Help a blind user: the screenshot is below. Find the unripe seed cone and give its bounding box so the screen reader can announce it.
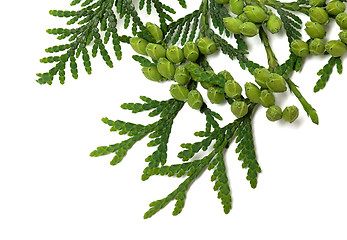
[266,105,282,121]
[339,30,347,44]
[309,0,326,7]
[174,66,191,85]
[166,46,184,64]
[170,84,189,101]
[309,38,325,55]
[243,5,269,23]
[326,0,346,15]
[265,14,283,34]
[253,68,270,88]
[229,0,244,15]
[218,70,234,81]
[157,58,176,79]
[146,22,163,43]
[183,42,199,62]
[187,90,203,110]
[240,22,259,37]
[215,0,229,4]
[207,87,225,104]
[223,17,243,34]
[245,82,261,103]
[266,73,287,92]
[225,80,242,99]
[238,13,250,22]
[336,13,347,29]
[130,37,148,55]
[259,89,275,108]
[146,43,166,60]
[231,101,249,118]
[196,37,218,55]
[309,7,329,24]
[201,82,214,89]
[282,106,299,123]
[291,39,309,57]
[305,21,326,39]
[325,40,347,57]
[142,66,163,82]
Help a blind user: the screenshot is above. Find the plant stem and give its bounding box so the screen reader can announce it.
[199,0,209,37]
[246,0,310,15]
[259,28,319,125]
[259,27,279,73]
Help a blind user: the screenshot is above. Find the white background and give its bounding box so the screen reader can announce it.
[1,0,347,239]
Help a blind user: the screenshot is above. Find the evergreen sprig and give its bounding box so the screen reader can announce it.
[314,57,344,92]
[142,106,258,218]
[90,96,184,167]
[37,0,183,85]
[210,0,232,37]
[164,8,203,45]
[275,7,303,44]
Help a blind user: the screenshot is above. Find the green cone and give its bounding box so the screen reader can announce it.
[253,68,270,88]
[229,0,244,15]
[245,82,261,103]
[305,21,326,39]
[339,30,347,44]
[309,38,325,55]
[325,40,347,57]
[240,22,259,37]
[282,106,299,123]
[146,43,166,60]
[183,42,200,62]
[266,105,283,121]
[166,46,184,64]
[130,37,148,55]
[231,101,249,118]
[223,17,243,34]
[187,90,204,110]
[309,0,326,7]
[196,37,218,55]
[326,1,346,15]
[309,7,329,24]
[265,14,283,34]
[259,90,275,108]
[225,80,242,99]
[266,73,287,92]
[157,58,176,79]
[170,84,189,101]
[243,5,269,23]
[142,66,163,82]
[336,12,347,29]
[207,87,225,104]
[218,70,234,81]
[146,22,163,43]
[291,39,310,57]
[174,66,191,85]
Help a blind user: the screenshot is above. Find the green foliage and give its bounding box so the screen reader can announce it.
[235,114,261,188]
[275,7,303,44]
[132,55,156,67]
[185,62,226,90]
[164,8,202,45]
[39,0,332,219]
[314,57,343,92]
[276,53,302,75]
[142,106,258,218]
[210,0,231,37]
[90,96,184,167]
